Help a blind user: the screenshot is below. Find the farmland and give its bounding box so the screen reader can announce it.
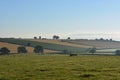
[0,38,87,53]
[0,54,120,80]
[0,42,33,53]
[28,39,92,48]
[0,42,59,53]
[1,38,120,54]
[64,40,120,49]
[1,0,120,80]
[1,38,120,80]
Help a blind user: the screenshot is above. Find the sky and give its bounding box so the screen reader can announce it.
[1,0,120,40]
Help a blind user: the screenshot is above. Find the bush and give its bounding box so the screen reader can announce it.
[26,43,31,46]
[34,46,43,53]
[89,48,96,54]
[0,47,10,55]
[69,54,77,56]
[17,46,27,53]
[115,50,120,55]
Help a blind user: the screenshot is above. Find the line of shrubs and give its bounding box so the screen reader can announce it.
[0,45,43,55]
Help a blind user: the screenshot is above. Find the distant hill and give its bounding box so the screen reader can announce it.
[1,38,120,54]
[0,38,86,53]
[63,39,120,49]
[27,39,92,48]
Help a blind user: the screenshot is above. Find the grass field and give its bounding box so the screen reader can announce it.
[96,49,117,54]
[0,54,120,80]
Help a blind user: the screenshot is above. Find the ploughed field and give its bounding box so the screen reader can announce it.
[0,54,120,80]
[0,42,58,53]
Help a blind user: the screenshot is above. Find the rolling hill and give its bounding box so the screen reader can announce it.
[63,39,120,49]
[1,38,120,54]
[0,42,59,53]
[0,38,87,53]
[27,39,92,48]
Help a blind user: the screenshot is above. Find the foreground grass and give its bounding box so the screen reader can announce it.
[0,54,120,80]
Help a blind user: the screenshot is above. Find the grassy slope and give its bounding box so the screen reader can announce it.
[0,42,58,53]
[0,54,120,80]
[0,38,86,53]
[28,39,92,48]
[64,40,120,49]
[1,38,120,54]
[0,42,33,53]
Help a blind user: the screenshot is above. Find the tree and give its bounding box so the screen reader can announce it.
[17,46,27,53]
[95,38,98,41]
[110,38,112,42]
[39,36,41,39]
[56,36,59,39]
[34,36,37,39]
[67,37,71,40]
[34,46,43,53]
[0,47,10,55]
[89,47,96,54]
[27,43,31,46]
[100,38,104,41]
[115,50,120,55]
[106,39,109,41]
[53,35,60,40]
[53,35,56,39]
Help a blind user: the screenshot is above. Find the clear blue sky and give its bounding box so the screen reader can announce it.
[1,0,120,40]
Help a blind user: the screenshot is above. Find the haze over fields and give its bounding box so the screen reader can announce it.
[1,0,120,40]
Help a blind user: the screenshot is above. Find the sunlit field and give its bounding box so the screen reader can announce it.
[0,54,120,80]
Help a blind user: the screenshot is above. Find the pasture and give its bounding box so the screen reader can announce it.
[96,49,118,55]
[0,54,120,80]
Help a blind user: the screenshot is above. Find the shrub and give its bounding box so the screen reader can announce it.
[89,47,96,54]
[69,53,77,56]
[0,47,10,55]
[26,43,31,46]
[34,46,43,53]
[17,46,27,53]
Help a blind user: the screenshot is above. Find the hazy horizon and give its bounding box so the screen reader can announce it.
[1,0,120,40]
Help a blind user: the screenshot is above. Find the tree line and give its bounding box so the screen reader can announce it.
[34,35,71,40]
[0,45,43,55]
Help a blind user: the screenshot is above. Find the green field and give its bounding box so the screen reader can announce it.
[0,54,120,80]
[96,49,117,54]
